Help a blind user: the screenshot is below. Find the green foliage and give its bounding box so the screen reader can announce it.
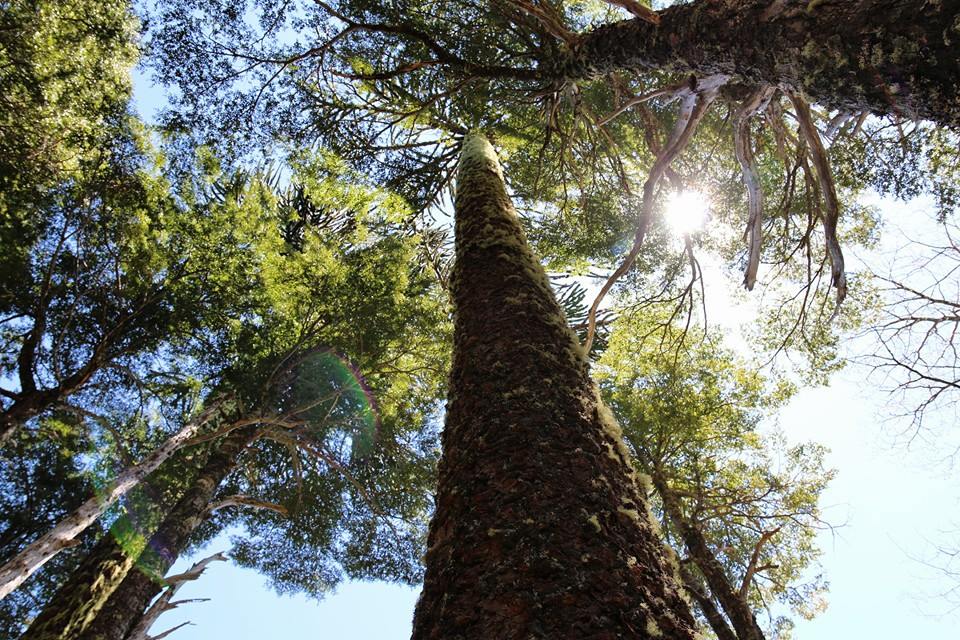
[129,150,453,602]
[9,0,960,632]
[597,313,833,637]
[0,6,451,623]
[0,0,139,305]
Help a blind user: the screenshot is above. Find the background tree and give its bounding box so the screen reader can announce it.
[597,313,833,639]
[10,141,449,637]
[863,218,960,435]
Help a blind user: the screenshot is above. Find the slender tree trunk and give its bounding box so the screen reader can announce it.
[678,564,738,640]
[562,0,960,127]
[78,427,256,640]
[651,471,765,640]
[20,535,136,640]
[0,416,215,600]
[410,133,696,639]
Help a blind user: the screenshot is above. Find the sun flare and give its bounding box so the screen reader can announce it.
[665,190,709,236]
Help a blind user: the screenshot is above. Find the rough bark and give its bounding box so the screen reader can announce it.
[561,0,960,127]
[652,472,765,640]
[21,535,137,640]
[78,427,256,640]
[410,133,697,639]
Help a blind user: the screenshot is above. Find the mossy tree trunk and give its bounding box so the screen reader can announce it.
[563,0,960,127]
[21,535,136,640]
[77,427,256,640]
[410,133,697,639]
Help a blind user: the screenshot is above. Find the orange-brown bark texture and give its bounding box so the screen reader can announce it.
[410,134,697,640]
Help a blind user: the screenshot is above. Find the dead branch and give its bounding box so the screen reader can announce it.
[739,526,783,598]
[583,83,722,352]
[127,552,227,640]
[788,91,847,311]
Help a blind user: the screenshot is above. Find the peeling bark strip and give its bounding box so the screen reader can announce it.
[561,0,960,127]
[78,427,256,640]
[411,133,696,639]
[734,87,774,291]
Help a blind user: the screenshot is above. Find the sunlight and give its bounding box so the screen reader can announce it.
[665,190,710,236]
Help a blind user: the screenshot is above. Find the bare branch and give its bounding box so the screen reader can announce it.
[204,495,289,518]
[583,82,723,352]
[788,91,847,311]
[127,552,227,640]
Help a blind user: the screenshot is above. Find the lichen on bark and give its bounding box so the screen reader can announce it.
[77,427,256,640]
[411,132,697,639]
[21,535,136,640]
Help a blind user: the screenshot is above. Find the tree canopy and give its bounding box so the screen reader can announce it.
[3,0,960,637]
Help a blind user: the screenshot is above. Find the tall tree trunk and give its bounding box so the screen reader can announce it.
[77,427,256,640]
[410,133,696,639]
[651,471,765,640]
[562,0,960,127]
[20,535,136,640]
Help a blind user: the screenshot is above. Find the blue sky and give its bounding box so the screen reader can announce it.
[129,63,960,640]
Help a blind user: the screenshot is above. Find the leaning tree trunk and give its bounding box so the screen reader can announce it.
[679,564,738,640]
[0,414,219,600]
[410,133,697,639]
[77,427,256,640]
[651,471,765,640]
[22,474,179,640]
[561,0,960,127]
[20,535,137,640]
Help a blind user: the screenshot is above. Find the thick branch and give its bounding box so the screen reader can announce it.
[562,0,960,127]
